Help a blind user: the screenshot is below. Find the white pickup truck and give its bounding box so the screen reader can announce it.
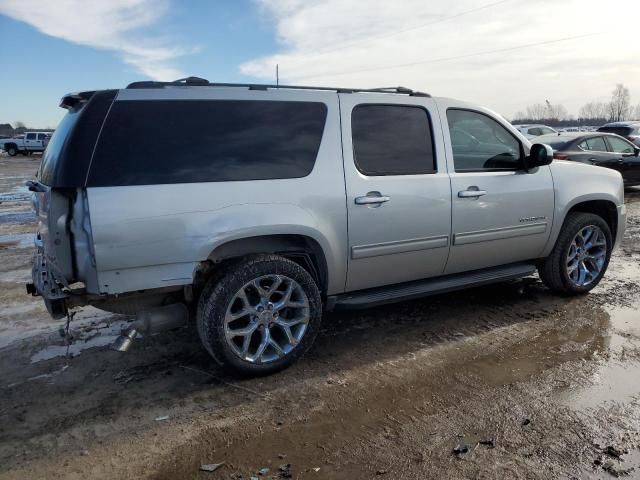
[0,132,51,156]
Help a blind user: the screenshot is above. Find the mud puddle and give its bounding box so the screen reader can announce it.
[0,191,31,203]
[29,316,132,363]
[0,212,35,224]
[556,303,640,411]
[0,233,33,249]
[151,297,640,480]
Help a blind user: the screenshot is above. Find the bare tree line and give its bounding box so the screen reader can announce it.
[513,83,640,126]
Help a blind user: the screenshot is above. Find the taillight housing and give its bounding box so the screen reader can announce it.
[553,153,568,160]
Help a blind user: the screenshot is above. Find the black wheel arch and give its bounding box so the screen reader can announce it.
[566,200,618,245]
[203,234,329,296]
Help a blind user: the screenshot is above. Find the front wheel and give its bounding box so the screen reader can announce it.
[197,254,322,376]
[6,146,17,156]
[538,212,612,295]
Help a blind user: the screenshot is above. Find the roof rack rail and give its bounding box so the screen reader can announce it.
[125,77,431,97]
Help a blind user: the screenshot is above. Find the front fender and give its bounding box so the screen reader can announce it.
[542,161,625,257]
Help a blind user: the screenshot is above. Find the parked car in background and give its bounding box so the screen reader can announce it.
[513,124,558,139]
[537,132,640,186]
[0,132,51,156]
[597,122,640,146]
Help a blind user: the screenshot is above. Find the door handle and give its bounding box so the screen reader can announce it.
[458,188,487,198]
[355,192,391,205]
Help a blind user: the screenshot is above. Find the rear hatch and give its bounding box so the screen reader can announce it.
[30,90,116,308]
[597,126,633,138]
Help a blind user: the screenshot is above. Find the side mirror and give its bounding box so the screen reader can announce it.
[525,143,553,171]
[634,147,640,157]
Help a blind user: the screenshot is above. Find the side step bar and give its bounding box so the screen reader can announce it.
[328,263,537,310]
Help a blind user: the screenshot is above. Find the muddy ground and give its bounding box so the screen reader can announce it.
[0,155,640,479]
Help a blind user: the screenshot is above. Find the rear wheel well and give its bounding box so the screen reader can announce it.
[198,235,329,296]
[566,200,618,244]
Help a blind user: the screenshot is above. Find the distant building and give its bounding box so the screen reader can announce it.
[0,124,53,137]
[0,124,13,136]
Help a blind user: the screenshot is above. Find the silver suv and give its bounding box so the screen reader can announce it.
[27,77,626,375]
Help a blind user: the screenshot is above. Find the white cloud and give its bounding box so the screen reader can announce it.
[0,0,193,80]
[243,0,640,117]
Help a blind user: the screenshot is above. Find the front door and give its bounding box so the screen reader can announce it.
[340,94,452,292]
[442,107,555,274]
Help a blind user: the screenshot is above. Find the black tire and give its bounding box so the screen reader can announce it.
[197,254,322,376]
[6,146,17,157]
[538,212,612,295]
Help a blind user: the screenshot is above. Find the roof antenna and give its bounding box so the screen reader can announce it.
[276,64,279,87]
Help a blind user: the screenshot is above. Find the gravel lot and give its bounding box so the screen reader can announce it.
[1,155,639,479]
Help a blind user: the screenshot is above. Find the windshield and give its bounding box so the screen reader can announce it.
[38,108,82,185]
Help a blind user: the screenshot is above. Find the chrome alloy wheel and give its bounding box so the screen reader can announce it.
[223,275,310,364]
[566,225,607,287]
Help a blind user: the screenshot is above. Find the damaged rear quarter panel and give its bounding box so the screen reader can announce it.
[85,94,347,296]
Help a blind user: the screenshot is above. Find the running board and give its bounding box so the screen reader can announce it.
[329,263,537,310]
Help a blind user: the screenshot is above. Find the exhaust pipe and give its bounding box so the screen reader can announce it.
[111,303,188,352]
[112,327,138,352]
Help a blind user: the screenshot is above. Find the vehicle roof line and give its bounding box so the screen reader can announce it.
[124,76,431,97]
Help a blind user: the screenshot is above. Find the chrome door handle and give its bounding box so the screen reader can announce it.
[458,189,487,198]
[355,193,391,205]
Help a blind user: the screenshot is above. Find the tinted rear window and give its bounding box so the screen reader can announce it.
[351,104,435,175]
[39,109,81,185]
[87,100,328,186]
[39,90,117,187]
[598,126,632,137]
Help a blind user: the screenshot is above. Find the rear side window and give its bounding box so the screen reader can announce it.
[26,133,36,140]
[351,105,435,175]
[87,100,328,186]
[584,136,607,151]
[528,128,542,136]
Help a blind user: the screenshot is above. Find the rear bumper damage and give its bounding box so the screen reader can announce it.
[27,251,69,319]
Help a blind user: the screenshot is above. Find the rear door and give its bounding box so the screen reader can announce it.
[442,105,554,274]
[606,135,640,184]
[36,133,47,150]
[577,136,616,167]
[339,94,451,292]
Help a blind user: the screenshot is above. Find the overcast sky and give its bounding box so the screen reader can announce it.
[1,0,639,127]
